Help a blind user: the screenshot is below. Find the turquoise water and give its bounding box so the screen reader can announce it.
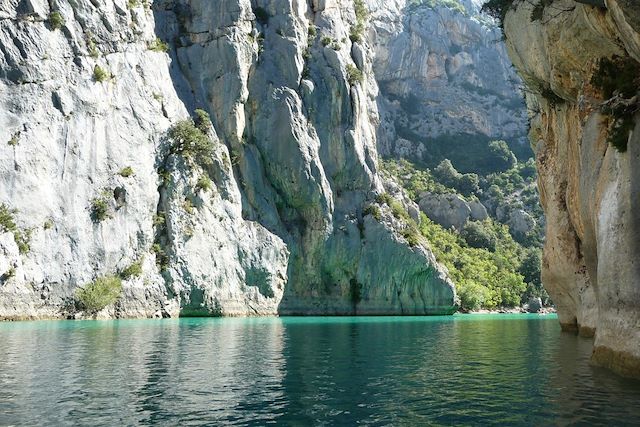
[0,314,639,426]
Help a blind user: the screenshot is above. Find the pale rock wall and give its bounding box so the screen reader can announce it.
[0,0,456,318]
[366,0,528,161]
[504,0,640,378]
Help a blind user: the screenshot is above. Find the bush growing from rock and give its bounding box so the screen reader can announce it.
[90,194,110,222]
[93,65,110,82]
[49,11,64,30]
[167,119,214,165]
[119,166,134,177]
[148,37,169,52]
[0,204,31,254]
[346,64,364,86]
[120,259,143,280]
[76,276,122,312]
[196,174,212,192]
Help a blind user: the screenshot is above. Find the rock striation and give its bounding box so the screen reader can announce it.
[0,0,456,319]
[503,0,640,378]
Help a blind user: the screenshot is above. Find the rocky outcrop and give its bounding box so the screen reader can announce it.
[0,0,456,319]
[504,0,640,378]
[418,192,488,230]
[367,0,528,163]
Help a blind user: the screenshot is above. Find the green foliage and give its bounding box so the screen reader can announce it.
[43,219,54,230]
[153,213,166,226]
[119,166,134,177]
[90,194,110,222]
[486,140,517,172]
[381,158,451,198]
[363,204,382,221]
[152,243,169,270]
[381,159,539,311]
[419,213,527,311]
[519,248,542,286]
[349,0,369,43]
[462,220,498,251]
[76,276,122,312]
[7,132,18,147]
[0,204,31,254]
[93,65,110,82]
[480,0,517,31]
[254,7,269,25]
[196,174,212,192]
[193,109,212,133]
[120,259,143,280]
[591,55,640,99]
[346,64,364,86]
[148,37,169,52]
[87,37,100,58]
[432,160,481,196]
[409,0,467,14]
[49,11,64,30]
[321,36,332,46]
[128,0,140,8]
[591,56,640,152]
[167,119,214,165]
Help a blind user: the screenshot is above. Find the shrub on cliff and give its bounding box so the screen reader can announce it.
[167,119,214,165]
[93,65,110,82]
[0,204,30,254]
[481,0,517,30]
[76,276,122,312]
[49,11,64,30]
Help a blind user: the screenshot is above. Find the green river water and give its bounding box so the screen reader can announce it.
[0,314,639,426]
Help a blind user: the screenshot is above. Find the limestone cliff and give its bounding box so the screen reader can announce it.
[367,0,528,163]
[503,0,640,377]
[0,0,456,319]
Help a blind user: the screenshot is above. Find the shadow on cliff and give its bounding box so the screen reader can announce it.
[151,2,198,116]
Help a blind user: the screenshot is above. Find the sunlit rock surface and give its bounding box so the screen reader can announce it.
[0,0,456,319]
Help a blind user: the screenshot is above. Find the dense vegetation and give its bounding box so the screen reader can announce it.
[382,152,547,311]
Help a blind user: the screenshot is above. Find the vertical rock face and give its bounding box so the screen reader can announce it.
[366,0,528,162]
[503,0,640,378]
[0,0,456,318]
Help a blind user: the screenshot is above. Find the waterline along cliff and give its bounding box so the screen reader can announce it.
[496,0,640,378]
[0,0,457,319]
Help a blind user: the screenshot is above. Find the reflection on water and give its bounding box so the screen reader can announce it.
[0,315,638,426]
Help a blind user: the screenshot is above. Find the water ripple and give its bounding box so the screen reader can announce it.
[0,315,639,426]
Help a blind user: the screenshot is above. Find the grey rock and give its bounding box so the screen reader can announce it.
[469,199,489,221]
[0,0,456,319]
[418,193,471,230]
[527,297,543,313]
[366,0,528,162]
[508,209,536,235]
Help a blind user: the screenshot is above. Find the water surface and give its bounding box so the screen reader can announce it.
[0,314,639,426]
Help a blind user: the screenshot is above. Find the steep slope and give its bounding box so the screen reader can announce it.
[501,0,640,378]
[367,0,529,163]
[0,0,456,319]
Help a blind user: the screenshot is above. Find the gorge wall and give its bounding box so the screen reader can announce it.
[0,0,457,319]
[368,0,528,164]
[503,0,640,377]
